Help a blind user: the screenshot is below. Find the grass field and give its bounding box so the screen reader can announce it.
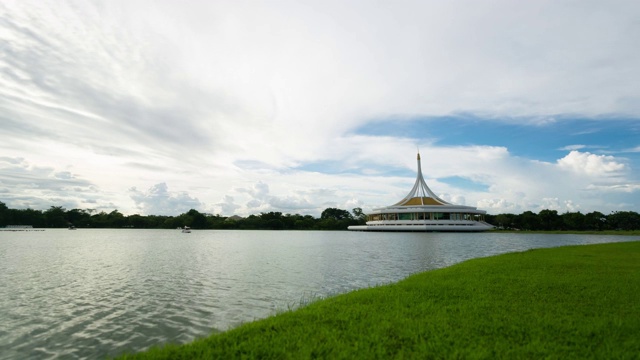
[491,230,640,236]
[117,241,640,359]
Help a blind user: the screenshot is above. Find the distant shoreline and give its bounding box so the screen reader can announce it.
[2,227,640,236]
[0,229,45,232]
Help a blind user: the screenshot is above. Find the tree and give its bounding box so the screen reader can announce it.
[493,213,515,229]
[608,211,640,230]
[515,211,541,231]
[44,206,67,228]
[294,215,316,230]
[186,209,208,229]
[352,207,366,219]
[321,208,352,221]
[66,209,91,227]
[585,211,607,231]
[0,201,7,226]
[108,210,126,228]
[266,219,284,230]
[539,209,562,231]
[562,212,586,231]
[127,214,149,228]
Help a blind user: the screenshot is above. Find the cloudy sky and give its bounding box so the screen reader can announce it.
[1,0,639,217]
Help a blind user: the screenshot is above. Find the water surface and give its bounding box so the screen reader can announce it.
[0,229,637,359]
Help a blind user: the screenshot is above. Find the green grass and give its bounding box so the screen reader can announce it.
[490,229,640,236]
[117,241,640,359]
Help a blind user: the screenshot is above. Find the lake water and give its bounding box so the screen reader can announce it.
[0,229,638,359]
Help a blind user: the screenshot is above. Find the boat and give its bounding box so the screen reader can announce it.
[348,152,494,232]
[68,225,77,230]
[181,226,191,233]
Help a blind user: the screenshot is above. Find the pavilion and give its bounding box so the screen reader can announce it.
[348,153,494,232]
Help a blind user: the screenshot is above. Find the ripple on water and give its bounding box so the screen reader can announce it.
[0,229,637,359]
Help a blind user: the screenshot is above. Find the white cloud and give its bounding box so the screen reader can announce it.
[557,151,626,175]
[440,194,466,206]
[0,157,105,210]
[129,183,202,215]
[564,200,580,212]
[585,184,640,193]
[0,1,639,217]
[476,198,519,213]
[215,195,241,216]
[559,145,587,151]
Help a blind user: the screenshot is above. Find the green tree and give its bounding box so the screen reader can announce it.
[206,214,228,229]
[108,210,126,228]
[607,211,640,230]
[127,214,148,228]
[538,209,562,231]
[266,219,284,230]
[0,201,8,226]
[352,207,366,224]
[493,213,515,229]
[239,215,263,229]
[584,211,607,231]
[186,209,208,229]
[11,208,45,227]
[562,212,586,231]
[145,215,170,228]
[321,208,352,221]
[44,206,68,228]
[66,208,91,227]
[294,215,316,230]
[515,211,541,230]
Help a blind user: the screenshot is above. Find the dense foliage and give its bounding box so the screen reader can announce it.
[0,201,365,230]
[1,201,639,230]
[484,209,640,231]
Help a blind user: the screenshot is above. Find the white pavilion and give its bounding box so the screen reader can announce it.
[348,153,494,232]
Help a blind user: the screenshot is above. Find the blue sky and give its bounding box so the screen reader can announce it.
[1,0,639,216]
[357,117,640,162]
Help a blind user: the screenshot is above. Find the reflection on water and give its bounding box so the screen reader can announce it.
[0,229,637,359]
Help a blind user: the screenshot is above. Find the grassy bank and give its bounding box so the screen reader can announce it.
[491,229,640,236]
[118,241,640,359]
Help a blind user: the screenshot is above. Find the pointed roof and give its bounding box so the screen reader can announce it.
[393,152,450,206]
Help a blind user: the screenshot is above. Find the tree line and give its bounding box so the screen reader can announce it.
[0,201,366,230]
[1,201,639,231]
[484,209,640,231]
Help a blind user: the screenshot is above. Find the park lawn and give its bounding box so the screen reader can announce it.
[491,229,640,236]
[117,241,640,359]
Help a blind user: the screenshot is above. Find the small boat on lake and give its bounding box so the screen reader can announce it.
[181,226,191,233]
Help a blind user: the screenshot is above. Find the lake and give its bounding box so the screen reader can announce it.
[0,229,637,359]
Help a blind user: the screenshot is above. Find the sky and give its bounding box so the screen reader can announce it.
[1,0,639,217]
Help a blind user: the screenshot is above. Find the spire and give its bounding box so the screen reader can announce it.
[393,152,450,206]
